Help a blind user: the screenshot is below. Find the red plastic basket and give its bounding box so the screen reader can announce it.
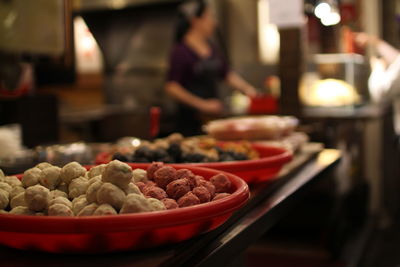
[96,144,292,184]
[0,164,249,253]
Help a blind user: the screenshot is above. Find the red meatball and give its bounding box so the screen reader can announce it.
[147,162,164,180]
[161,198,179,209]
[177,192,200,207]
[175,169,196,188]
[195,178,216,198]
[144,186,167,200]
[145,181,156,187]
[166,178,191,199]
[135,182,146,192]
[194,175,205,187]
[140,181,156,194]
[154,166,177,189]
[213,193,231,201]
[210,174,231,193]
[192,186,211,203]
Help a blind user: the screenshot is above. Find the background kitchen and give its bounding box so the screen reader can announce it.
[1,0,400,266]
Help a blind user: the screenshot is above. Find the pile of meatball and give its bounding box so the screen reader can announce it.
[0,160,232,216]
[113,133,258,164]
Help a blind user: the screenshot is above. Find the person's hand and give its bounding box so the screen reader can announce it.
[241,85,258,98]
[199,98,224,115]
[354,32,378,48]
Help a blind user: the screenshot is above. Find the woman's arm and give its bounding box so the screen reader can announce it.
[165,81,223,114]
[225,71,257,97]
[354,33,400,65]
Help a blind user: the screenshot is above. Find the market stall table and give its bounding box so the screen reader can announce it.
[0,144,340,267]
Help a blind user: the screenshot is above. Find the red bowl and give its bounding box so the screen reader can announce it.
[96,144,292,184]
[0,164,249,253]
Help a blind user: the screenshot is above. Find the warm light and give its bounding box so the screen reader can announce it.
[321,12,341,26]
[74,16,103,73]
[300,78,360,107]
[131,138,141,147]
[317,149,341,165]
[314,2,331,19]
[257,0,280,64]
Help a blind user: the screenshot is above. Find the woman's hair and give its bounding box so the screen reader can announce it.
[174,0,207,43]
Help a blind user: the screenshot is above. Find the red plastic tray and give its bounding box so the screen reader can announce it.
[96,144,292,184]
[0,164,249,253]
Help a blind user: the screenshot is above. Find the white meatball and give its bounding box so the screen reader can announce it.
[9,206,35,215]
[9,186,25,199]
[72,195,89,215]
[147,198,166,211]
[56,182,69,194]
[0,182,11,193]
[131,168,147,183]
[68,177,89,199]
[48,189,68,200]
[123,182,142,195]
[86,180,103,203]
[120,194,152,214]
[96,182,126,210]
[39,166,61,190]
[48,203,74,216]
[22,167,42,187]
[49,196,72,209]
[77,203,98,216]
[88,175,101,186]
[60,162,86,184]
[4,176,22,187]
[36,162,53,170]
[88,164,106,179]
[93,204,117,216]
[102,160,132,189]
[0,189,9,210]
[10,192,26,209]
[24,185,50,211]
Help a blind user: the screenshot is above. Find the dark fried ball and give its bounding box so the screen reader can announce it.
[213,193,231,201]
[192,186,211,203]
[175,169,196,188]
[161,198,179,209]
[177,192,200,207]
[166,178,191,199]
[146,162,164,180]
[143,186,168,200]
[210,173,231,193]
[194,176,216,198]
[153,166,177,189]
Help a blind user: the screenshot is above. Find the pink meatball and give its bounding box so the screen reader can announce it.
[146,162,164,180]
[194,175,205,187]
[195,178,216,198]
[144,186,167,200]
[161,198,179,209]
[135,182,146,192]
[153,166,177,189]
[175,169,196,188]
[192,186,211,203]
[210,173,232,193]
[213,193,231,201]
[140,181,156,193]
[166,178,190,199]
[177,192,200,207]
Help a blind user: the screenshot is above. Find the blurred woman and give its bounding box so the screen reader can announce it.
[165,0,256,136]
[355,32,400,134]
